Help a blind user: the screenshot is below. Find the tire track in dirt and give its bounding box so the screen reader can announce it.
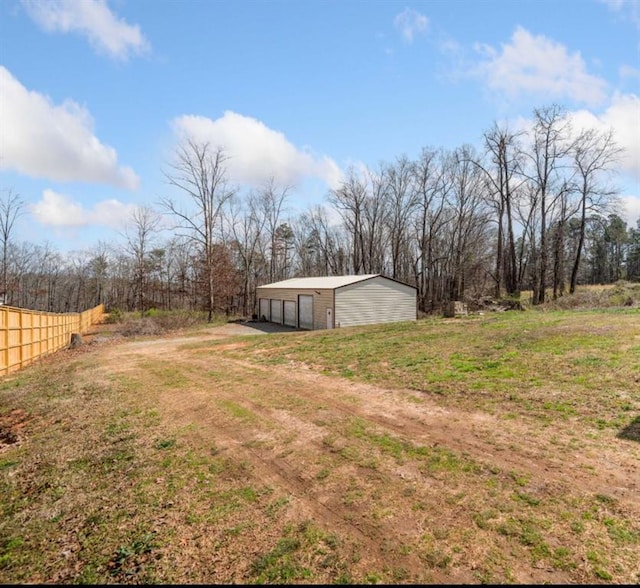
[142,376,463,583]
[98,342,477,581]
[208,354,640,510]
[90,329,640,583]
[100,333,640,511]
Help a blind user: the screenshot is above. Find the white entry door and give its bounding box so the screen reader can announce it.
[326,307,334,329]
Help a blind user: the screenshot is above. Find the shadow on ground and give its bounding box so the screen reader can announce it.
[227,320,302,334]
[618,416,640,443]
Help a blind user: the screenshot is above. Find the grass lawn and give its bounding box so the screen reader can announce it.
[1,305,639,584]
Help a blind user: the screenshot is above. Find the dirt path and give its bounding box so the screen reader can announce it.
[78,324,640,583]
[97,325,640,507]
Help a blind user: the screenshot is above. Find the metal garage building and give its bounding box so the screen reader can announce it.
[256,274,417,330]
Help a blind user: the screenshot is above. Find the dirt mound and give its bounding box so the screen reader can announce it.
[0,408,31,452]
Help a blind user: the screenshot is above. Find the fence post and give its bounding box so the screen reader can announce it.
[1,307,8,375]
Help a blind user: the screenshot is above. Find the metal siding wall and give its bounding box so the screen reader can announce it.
[335,277,416,328]
[256,288,298,305]
[311,289,334,330]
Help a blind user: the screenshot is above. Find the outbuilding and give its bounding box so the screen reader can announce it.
[256,274,417,330]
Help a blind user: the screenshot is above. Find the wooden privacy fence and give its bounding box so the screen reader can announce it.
[0,304,105,376]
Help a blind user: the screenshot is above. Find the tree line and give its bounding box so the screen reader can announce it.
[2,104,638,318]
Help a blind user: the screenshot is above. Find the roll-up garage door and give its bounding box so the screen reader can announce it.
[283,301,296,327]
[298,295,313,330]
[259,298,269,321]
[270,299,282,324]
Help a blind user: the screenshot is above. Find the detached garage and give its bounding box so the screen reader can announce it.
[256,274,417,330]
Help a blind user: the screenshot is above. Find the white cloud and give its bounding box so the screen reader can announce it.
[0,66,139,189]
[620,64,640,80]
[568,93,640,180]
[620,194,640,225]
[171,111,343,189]
[600,0,640,30]
[394,8,428,43]
[473,26,609,107]
[21,0,149,60]
[604,94,640,179]
[92,198,140,227]
[30,189,138,228]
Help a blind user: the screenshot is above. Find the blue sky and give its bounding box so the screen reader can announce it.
[1,0,639,253]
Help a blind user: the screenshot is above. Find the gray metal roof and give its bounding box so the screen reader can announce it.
[257,274,380,290]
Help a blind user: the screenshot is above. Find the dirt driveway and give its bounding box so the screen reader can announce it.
[101,323,639,505]
[4,317,638,585]
[66,319,638,584]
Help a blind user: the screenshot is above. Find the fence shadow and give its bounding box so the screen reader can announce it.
[617,416,640,443]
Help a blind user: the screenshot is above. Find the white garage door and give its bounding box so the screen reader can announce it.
[298,295,313,330]
[284,300,296,327]
[270,299,282,323]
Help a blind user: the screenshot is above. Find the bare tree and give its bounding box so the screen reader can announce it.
[329,165,391,275]
[26,243,61,310]
[568,127,622,293]
[472,124,526,298]
[361,165,389,274]
[413,147,452,312]
[258,178,292,282]
[3,101,626,318]
[298,205,348,276]
[87,241,111,309]
[550,179,577,299]
[329,167,368,274]
[6,242,35,307]
[521,105,573,304]
[385,155,418,279]
[447,146,491,301]
[123,206,161,315]
[0,188,24,304]
[224,191,269,315]
[165,236,198,311]
[161,140,236,321]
